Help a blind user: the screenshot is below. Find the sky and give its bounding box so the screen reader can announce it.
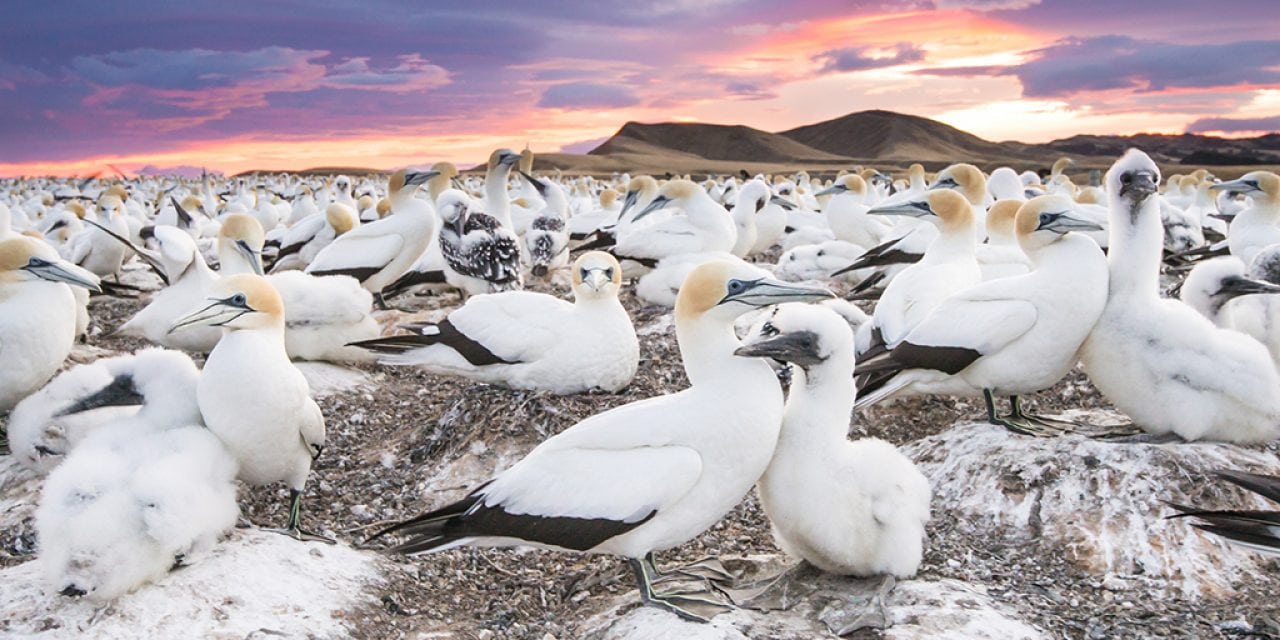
[2,0,1277,176]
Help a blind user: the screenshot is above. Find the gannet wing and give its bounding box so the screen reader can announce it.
[306,229,403,279]
[298,397,326,460]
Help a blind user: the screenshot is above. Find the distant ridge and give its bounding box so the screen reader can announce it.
[590,122,849,164]
[777,109,1043,163]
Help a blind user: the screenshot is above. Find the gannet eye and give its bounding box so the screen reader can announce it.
[230,293,247,307]
[726,279,747,294]
[1120,174,1132,184]
[1039,213,1052,225]
[580,268,589,280]
[761,321,779,337]
[604,268,614,279]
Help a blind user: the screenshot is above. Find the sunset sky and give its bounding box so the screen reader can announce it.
[3,0,1277,177]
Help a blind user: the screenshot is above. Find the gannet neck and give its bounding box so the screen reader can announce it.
[783,365,855,445]
[485,163,514,227]
[923,224,977,263]
[1107,196,1163,298]
[676,312,761,388]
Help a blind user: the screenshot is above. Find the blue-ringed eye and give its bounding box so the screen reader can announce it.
[231,293,247,306]
[727,279,746,293]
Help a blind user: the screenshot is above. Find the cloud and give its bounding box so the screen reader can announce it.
[1185,115,1280,134]
[322,54,450,93]
[932,0,1042,10]
[1008,36,1280,98]
[813,43,925,74]
[538,82,641,110]
[134,164,214,178]
[724,80,777,100]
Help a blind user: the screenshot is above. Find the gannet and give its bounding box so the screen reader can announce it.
[270,203,359,273]
[1180,256,1280,328]
[855,190,980,359]
[307,169,438,306]
[1199,246,1280,368]
[612,179,737,273]
[517,172,571,278]
[750,181,792,255]
[38,423,239,602]
[930,163,989,235]
[353,252,638,394]
[1214,172,1280,266]
[370,261,833,621]
[169,274,330,540]
[1079,150,1280,443]
[375,162,462,298]
[216,213,266,275]
[1168,470,1280,556]
[737,304,930,577]
[437,188,523,296]
[0,237,101,422]
[117,226,224,351]
[978,200,1031,281]
[65,194,130,280]
[728,179,766,258]
[775,240,868,284]
[855,196,1109,434]
[9,348,201,473]
[818,175,889,249]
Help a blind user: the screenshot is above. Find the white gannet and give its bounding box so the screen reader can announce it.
[929,163,989,235]
[737,304,930,577]
[66,194,130,280]
[169,274,330,540]
[369,261,832,622]
[749,180,792,255]
[855,196,1110,435]
[1214,171,1280,266]
[1079,150,1280,443]
[978,200,1031,281]
[353,252,639,394]
[855,190,980,359]
[0,236,101,425]
[818,175,889,249]
[517,172,571,278]
[9,348,201,473]
[270,203,359,273]
[728,179,764,259]
[437,188,523,296]
[378,163,463,298]
[117,226,223,352]
[37,423,239,602]
[612,179,737,274]
[307,169,438,306]
[1180,256,1280,328]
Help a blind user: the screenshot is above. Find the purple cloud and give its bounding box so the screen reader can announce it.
[538,82,640,110]
[724,80,777,100]
[813,43,925,73]
[1186,115,1280,134]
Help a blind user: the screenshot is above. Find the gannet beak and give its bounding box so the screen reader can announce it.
[867,200,934,218]
[1218,275,1280,299]
[519,171,548,196]
[769,195,796,210]
[1208,178,1259,195]
[584,268,611,292]
[1120,171,1158,200]
[734,331,823,366]
[236,239,265,275]
[1038,210,1104,233]
[618,191,639,220]
[721,278,834,307]
[168,295,254,334]
[1209,211,1236,222]
[404,170,440,188]
[814,185,845,197]
[55,374,143,417]
[21,257,102,292]
[499,152,520,166]
[632,195,671,222]
[929,178,957,191]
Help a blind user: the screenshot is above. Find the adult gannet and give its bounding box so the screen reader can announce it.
[1168,470,1280,556]
[737,304,930,577]
[370,261,833,621]
[930,163,989,235]
[818,175,890,249]
[117,226,224,351]
[270,203,359,273]
[169,274,330,540]
[437,189,523,296]
[978,200,1031,281]
[855,190,980,359]
[0,236,101,420]
[1214,171,1280,266]
[9,348,201,473]
[66,194,130,280]
[855,196,1109,434]
[1180,256,1280,328]
[1079,151,1280,443]
[307,169,438,306]
[612,179,737,273]
[353,252,638,394]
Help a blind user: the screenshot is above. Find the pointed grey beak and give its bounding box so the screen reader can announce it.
[236,239,264,275]
[22,257,102,292]
[519,171,548,197]
[815,185,846,197]
[632,195,671,222]
[1120,171,1158,200]
[1037,210,1105,233]
[734,331,824,367]
[56,374,143,417]
[929,178,957,191]
[1209,178,1259,195]
[1218,275,1280,299]
[617,190,639,222]
[867,200,934,218]
[404,170,440,188]
[498,153,520,167]
[769,195,796,210]
[168,295,254,334]
[719,278,834,307]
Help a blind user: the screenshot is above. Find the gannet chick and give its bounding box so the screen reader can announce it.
[775,241,867,283]
[437,188,523,296]
[353,252,638,394]
[1080,150,1280,443]
[737,304,930,577]
[37,424,239,602]
[370,261,833,622]
[169,274,330,541]
[0,237,102,418]
[1168,470,1280,556]
[1180,256,1280,327]
[270,203,359,273]
[1213,172,1280,265]
[517,172,571,278]
[855,196,1109,434]
[307,169,438,306]
[9,348,200,473]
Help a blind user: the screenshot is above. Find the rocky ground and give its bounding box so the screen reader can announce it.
[3,272,1280,639]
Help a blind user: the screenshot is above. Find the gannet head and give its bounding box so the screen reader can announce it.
[519,147,534,174]
[572,251,622,300]
[1211,171,1278,202]
[633,179,700,222]
[66,202,86,220]
[929,164,986,205]
[619,176,660,219]
[1181,256,1280,317]
[217,213,266,275]
[488,149,521,174]
[868,189,972,232]
[1016,195,1104,252]
[675,260,833,324]
[325,204,358,235]
[389,168,439,197]
[152,225,199,277]
[169,273,285,334]
[815,174,867,198]
[1105,149,1160,219]
[334,175,352,192]
[734,179,772,214]
[599,189,618,209]
[0,236,101,291]
[735,303,852,374]
[908,163,925,181]
[1051,157,1074,177]
[435,189,472,236]
[97,195,123,218]
[986,199,1021,241]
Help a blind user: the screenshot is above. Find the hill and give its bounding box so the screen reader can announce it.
[777,109,1044,163]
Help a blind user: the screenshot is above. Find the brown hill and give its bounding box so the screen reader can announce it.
[778,109,1044,163]
[589,121,850,164]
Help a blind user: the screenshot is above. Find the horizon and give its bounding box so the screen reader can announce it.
[3,0,1277,177]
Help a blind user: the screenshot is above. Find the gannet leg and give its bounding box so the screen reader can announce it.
[629,558,729,623]
[982,390,1054,436]
[1008,395,1143,440]
[264,489,336,544]
[0,426,8,455]
[647,552,735,585]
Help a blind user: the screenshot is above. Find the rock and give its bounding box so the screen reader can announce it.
[905,421,1280,597]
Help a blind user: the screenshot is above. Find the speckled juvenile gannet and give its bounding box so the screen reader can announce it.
[370,261,832,622]
[0,236,101,438]
[169,274,331,541]
[1080,150,1280,443]
[737,304,930,577]
[352,252,639,394]
[307,169,438,306]
[855,196,1111,435]
[437,188,523,296]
